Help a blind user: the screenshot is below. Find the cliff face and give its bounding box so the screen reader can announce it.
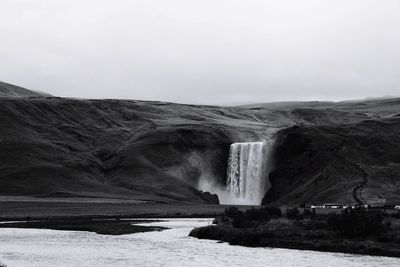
[1,81,400,205]
[262,117,400,206]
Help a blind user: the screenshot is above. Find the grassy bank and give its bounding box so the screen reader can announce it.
[190,206,400,257]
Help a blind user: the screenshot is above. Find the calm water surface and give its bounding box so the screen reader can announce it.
[0,218,399,267]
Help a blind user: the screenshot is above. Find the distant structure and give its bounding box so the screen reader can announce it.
[323,203,343,209]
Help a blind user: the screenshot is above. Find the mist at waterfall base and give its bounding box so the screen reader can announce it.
[198,141,273,205]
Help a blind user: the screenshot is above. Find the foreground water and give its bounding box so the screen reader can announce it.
[0,218,399,267]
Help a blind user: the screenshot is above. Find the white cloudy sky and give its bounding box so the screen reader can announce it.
[0,0,399,104]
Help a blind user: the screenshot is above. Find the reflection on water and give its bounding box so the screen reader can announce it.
[0,218,399,267]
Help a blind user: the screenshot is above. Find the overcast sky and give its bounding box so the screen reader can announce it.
[0,0,399,104]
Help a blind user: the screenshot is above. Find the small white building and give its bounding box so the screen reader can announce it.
[323,203,342,209]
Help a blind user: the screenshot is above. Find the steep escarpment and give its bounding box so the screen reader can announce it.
[262,117,400,206]
[0,95,283,203]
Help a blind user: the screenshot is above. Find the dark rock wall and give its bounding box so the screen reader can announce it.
[263,118,400,206]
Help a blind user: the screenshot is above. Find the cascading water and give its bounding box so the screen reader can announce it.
[196,140,273,205]
[225,142,268,205]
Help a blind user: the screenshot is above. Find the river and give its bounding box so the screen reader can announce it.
[0,218,399,266]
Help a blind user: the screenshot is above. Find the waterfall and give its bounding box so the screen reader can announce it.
[196,140,273,205]
[225,142,268,205]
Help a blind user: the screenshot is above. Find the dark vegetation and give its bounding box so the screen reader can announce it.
[217,206,389,235]
[190,206,400,257]
[327,209,387,237]
[221,206,282,228]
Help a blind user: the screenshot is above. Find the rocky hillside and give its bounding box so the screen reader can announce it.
[1,81,399,205]
[263,116,400,206]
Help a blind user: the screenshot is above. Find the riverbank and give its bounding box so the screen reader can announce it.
[0,199,252,235]
[189,207,400,258]
[0,198,245,220]
[0,219,167,235]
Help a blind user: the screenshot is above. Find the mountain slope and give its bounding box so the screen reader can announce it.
[0,81,50,97]
[0,96,286,203]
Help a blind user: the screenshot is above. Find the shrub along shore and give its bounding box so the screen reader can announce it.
[189,206,400,257]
